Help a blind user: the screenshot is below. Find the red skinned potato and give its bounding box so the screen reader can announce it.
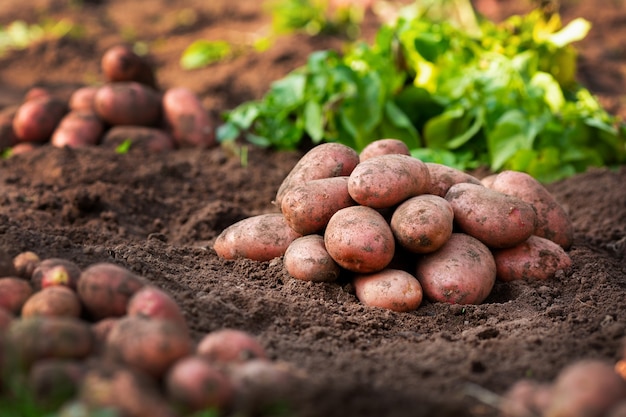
[69,86,99,112]
[390,194,454,254]
[493,235,572,282]
[348,154,430,208]
[353,269,423,312]
[0,105,18,151]
[0,307,14,331]
[166,355,235,413]
[0,277,33,314]
[197,328,268,364]
[31,258,82,291]
[275,143,360,207]
[445,183,537,249]
[101,126,176,153]
[425,162,482,197]
[77,262,145,320]
[416,233,496,305]
[485,170,574,249]
[500,379,553,417]
[162,87,216,148]
[13,96,67,143]
[94,82,161,126]
[21,285,82,318]
[544,359,626,417]
[28,359,86,411]
[12,251,41,280]
[101,44,157,88]
[127,285,187,328]
[281,176,355,235]
[284,235,341,282]
[359,138,410,161]
[106,315,193,379]
[213,213,302,261]
[324,205,395,273]
[51,111,104,148]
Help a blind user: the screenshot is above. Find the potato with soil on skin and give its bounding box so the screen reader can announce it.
[493,235,573,282]
[353,269,423,312]
[283,234,341,282]
[213,213,302,261]
[94,81,161,126]
[274,142,360,207]
[390,194,454,254]
[425,162,483,197]
[127,285,187,328]
[196,328,268,364]
[21,285,82,318]
[500,379,553,417]
[165,355,235,413]
[0,277,33,314]
[348,153,431,209]
[162,86,216,148]
[416,233,496,305]
[77,262,145,320]
[101,44,158,89]
[106,315,193,379]
[5,316,94,369]
[445,182,537,249]
[12,95,68,143]
[91,317,120,354]
[0,307,14,331]
[69,85,99,112]
[50,110,105,148]
[0,105,18,151]
[359,138,411,161]
[31,257,82,290]
[28,359,87,411]
[280,176,355,235]
[543,359,626,417]
[324,205,395,273]
[485,170,574,249]
[101,125,176,153]
[12,251,41,280]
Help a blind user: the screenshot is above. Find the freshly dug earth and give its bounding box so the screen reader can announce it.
[0,0,625,416]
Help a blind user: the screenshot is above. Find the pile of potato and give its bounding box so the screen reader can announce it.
[214,139,574,312]
[0,45,217,156]
[0,251,303,416]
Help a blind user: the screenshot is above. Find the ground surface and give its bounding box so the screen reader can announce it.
[0,0,625,416]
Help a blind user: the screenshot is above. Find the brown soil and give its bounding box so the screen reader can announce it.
[0,1,625,416]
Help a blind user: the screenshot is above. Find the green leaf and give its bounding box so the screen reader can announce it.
[268,73,306,108]
[547,18,591,47]
[115,139,133,154]
[180,40,232,70]
[216,122,241,142]
[531,71,564,112]
[304,100,324,143]
[488,109,534,171]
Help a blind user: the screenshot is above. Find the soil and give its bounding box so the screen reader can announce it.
[0,1,625,416]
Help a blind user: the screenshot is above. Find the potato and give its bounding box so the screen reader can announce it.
[493,235,573,282]
[359,138,411,161]
[94,82,161,126]
[281,176,355,235]
[162,87,216,148]
[91,317,120,353]
[12,96,67,143]
[12,251,41,280]
[101,44,157,89]
[283,235,341,282]
[101,126,176,153]
[275,142,360,206]
[28,359,86,411]
[485,170,574,249]
[69,86,99,112]
[24,87,52,101]
[0,277,33,314]
[390,194,454,254]
[127,285,187,328]
[196,329,268,364]
[106,315,193,379]
[165,355,235,412]
[0,105,18,151]
[50,110,104,148]
[425,162,482,197]
[213,213,302,261]
[353,269,423,312]
[21,286,82,318]
[500,379,553,417]
[8,142,40,156]
[77,262,145,320]
[6,316,94,369]
[0,307,14,331]
[544,359,626,417]
[348,154,430,208]
[31,257,82,291]
[445,183,537,249]
[415,233,496,305]
[324,205,395,273]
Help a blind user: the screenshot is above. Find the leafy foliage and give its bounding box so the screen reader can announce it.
[219,2,626,182]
